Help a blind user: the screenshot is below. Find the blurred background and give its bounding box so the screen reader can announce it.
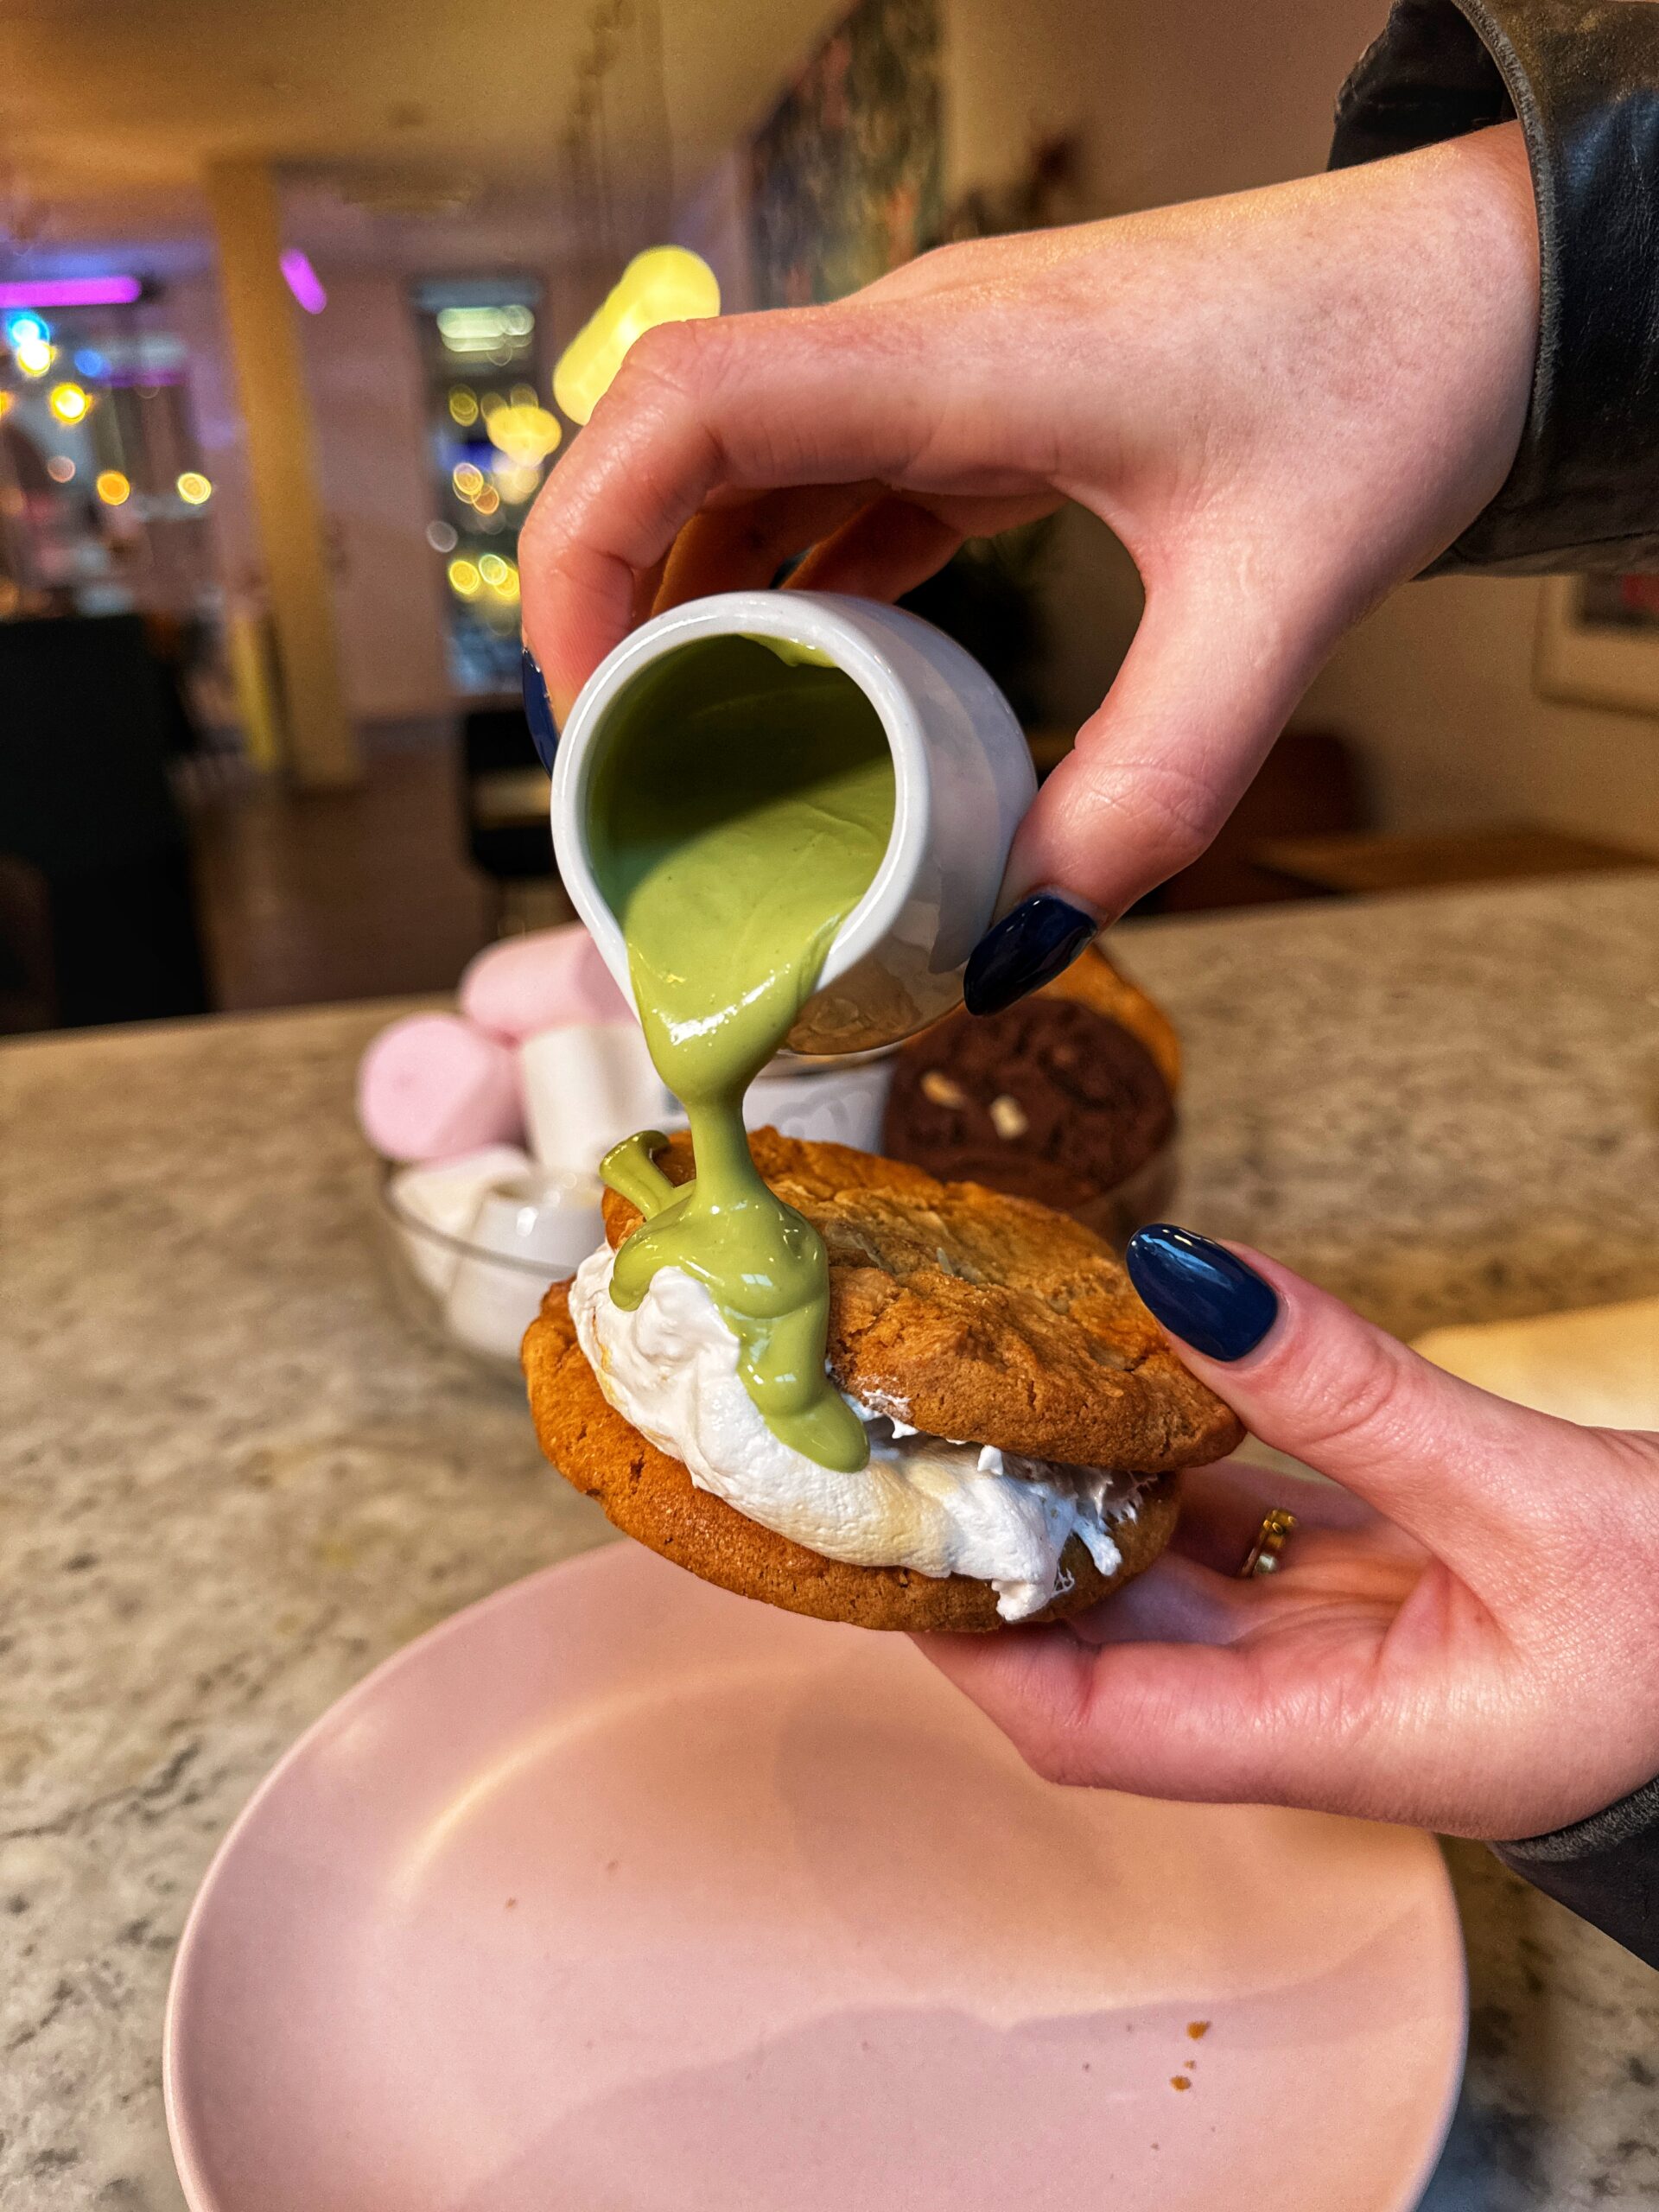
[3,0,1656,1037]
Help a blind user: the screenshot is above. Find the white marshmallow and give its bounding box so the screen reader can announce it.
[569,1246,1142,1622]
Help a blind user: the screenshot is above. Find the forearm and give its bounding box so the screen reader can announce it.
[1332,0,1659,573]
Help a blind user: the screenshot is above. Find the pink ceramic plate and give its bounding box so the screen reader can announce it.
[166,1545,1465,2212]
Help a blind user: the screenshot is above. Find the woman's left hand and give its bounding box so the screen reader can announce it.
[917,1231,1659,1842]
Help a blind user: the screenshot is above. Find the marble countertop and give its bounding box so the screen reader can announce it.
[3,873,1656,2210]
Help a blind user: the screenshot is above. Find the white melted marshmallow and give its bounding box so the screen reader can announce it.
[569,1244,1144,1622]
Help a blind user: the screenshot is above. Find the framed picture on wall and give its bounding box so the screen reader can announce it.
[1535,573,1659,715]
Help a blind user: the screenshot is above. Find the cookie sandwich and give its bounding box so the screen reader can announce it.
[524,1130,1241,1631]
[527,644,1236,1631]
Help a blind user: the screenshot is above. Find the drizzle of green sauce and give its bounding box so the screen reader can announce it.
[588,636,894,1473]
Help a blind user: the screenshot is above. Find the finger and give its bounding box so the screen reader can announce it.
[916,1625,1379,1813]
[518,306,1034,715]
[1001,560,1331,914]
[1073,1548,1268,1643]
[632,552,670,627]
[790,490,1060,601]
[1128,1231,1580,1580]
[788,493,963,600]
[655,481,887,607]
[1170,1460,1393,1576]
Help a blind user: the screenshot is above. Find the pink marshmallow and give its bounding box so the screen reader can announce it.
[459,924,630,1041]
[357,1013,525,1163]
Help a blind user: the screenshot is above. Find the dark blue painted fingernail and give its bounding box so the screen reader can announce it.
[521,647,558,772]
[963,893,1096,1016]
[1126,1225,1279,1362]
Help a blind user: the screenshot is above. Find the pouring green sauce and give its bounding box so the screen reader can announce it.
[587,636,895,1473]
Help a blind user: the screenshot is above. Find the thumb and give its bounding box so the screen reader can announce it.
[1124,1226,1563,1581]
[1001,563,1332,918]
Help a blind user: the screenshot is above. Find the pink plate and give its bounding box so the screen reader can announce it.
[166,1545,1465,2211]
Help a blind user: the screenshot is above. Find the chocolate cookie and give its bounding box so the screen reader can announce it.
[882,993,1174,1214]
[524,1279,1182,1632]
[1045,943,1181,1090]
[599,1130,1243,1471]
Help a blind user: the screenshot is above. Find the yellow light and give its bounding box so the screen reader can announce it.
[447,556,481,599]
[176,471,213,505]
[95,469,131,506]
[452,461,483,499]
[48,381,92,425]
[477,552,509,587]
[480,390,505,419]
[472,483,500,516]
[0,392,11,418]
[492,460,541,505]
[553,245,719,426]
[510,382,537,408]
[447,386,479,426]
[497,563,519,601]
[485,402,562,466]
[15,335,54,378]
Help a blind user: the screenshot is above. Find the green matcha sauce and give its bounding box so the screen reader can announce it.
[588,636,895,1473]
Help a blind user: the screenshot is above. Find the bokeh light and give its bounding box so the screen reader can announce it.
[14,334,54,378]
[492,460,541,505]
[552,246,719,426]
[425,519,459,552]
[95,469,130,505]
[46,454,76,482]
[447,557,481,598]
[48,381,92,425]
[176,471,213,505]
[486,402,561,466]
[472,483,501,516]
[436,304,533,356]
[452,461,484,499]
[448,387,479,427]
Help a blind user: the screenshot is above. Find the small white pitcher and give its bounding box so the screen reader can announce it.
[548,590,1035,1057]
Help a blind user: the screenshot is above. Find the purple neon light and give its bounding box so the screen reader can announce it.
[279,249,327,315]
[0,276,143,308]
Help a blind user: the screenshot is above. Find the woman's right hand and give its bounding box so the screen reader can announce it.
[521,123,1538,931]
[918,1231,1659,1849]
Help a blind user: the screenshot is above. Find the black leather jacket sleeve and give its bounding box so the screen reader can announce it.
[1331,0,1659,575]
[1490,1776,1659,1967]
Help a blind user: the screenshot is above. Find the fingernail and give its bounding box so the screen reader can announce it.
[963,892,1097,1017]
[1125,1224,1279,1362]
[521,647,558,773]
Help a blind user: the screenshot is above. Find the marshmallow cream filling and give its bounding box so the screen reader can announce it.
[569,1245,1146,1623]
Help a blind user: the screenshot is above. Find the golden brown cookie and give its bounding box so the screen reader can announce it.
[601,1131,1243,1471]
[524,1280,1181,1631]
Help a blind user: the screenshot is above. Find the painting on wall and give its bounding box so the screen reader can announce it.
[1535,573,1659,715]
[749,0,942,309]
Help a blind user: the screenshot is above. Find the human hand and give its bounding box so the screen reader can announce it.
[917,1228,1659,1842]
[520,124,1538,989]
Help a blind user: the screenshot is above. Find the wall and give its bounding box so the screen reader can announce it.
[172,261,448,725]
[296,271,449,723]
[937,0,1659,849]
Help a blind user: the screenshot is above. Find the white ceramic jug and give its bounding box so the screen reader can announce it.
[549,590,1035,1056]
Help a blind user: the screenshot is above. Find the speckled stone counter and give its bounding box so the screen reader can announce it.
[3,874,1656,2210]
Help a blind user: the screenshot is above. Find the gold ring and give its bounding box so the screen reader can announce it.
[1237,1507,1298,1579]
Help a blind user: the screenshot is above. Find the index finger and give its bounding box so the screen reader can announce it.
[517,304,1017,715]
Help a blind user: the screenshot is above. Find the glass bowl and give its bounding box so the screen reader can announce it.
[375,1164,604,1377]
